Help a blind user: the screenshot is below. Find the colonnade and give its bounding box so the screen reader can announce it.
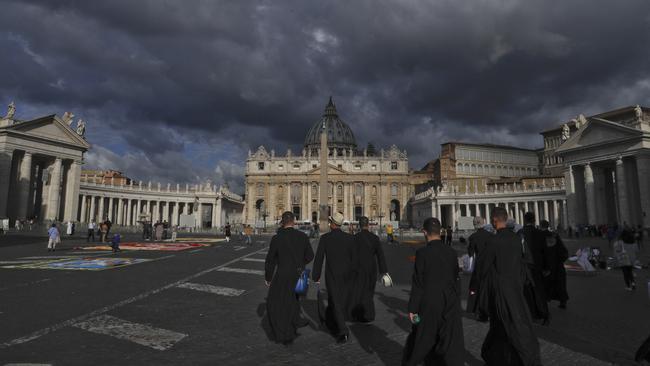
[77,195,201,226]
[435,199,567,229]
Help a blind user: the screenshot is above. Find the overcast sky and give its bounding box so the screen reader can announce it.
[2,0,650,193]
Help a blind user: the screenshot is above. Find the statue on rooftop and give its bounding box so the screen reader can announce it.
[75,119,86,138]
[561,123,570,141]
[635,105,643,121]
[577,114,587,128]
[62,111,74,126]
[4,101,15,120]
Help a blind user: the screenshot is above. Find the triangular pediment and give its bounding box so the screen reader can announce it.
[5,115,90,149]
[556,118,642,154]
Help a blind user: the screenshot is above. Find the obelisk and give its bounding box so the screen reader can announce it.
[319,118,329,232]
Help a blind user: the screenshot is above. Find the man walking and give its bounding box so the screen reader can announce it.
[264,212,314,345]
[475,207,541,366]
[47,223,60,252]
[224,222,232,243]
[350,216,388,323]
[467,216,493,314]
[520,212,549,324]
[244,224,253,246]
[312,211,356,343]
[87,220,96,242]
[402,217,465,366]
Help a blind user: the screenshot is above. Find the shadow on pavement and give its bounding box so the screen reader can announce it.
[350,323,404,365]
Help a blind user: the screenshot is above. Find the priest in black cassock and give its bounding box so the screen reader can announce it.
[312,211,357,343]
[475,207,541,366]
[466,216,493,315]
[402,217,465,366]
[264,211,314,345]
[520,212,550,324]
[540,220,569,309]
[349,216,388,322]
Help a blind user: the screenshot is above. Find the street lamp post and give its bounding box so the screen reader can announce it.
[262,210,269,231]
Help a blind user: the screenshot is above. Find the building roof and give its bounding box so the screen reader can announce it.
[540,105,648,134]
[304,97,357,151]
[441,141,539,153]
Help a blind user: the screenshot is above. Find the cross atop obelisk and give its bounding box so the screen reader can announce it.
[319,101,329,232]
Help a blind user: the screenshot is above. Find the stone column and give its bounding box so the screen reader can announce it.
[163,201,169,222]
[515,202,522,224]
[533,200,539,226]
[117,198,124,225]
[583,163,597,225]
[616,157,631,226]
[268,184,276,220]
[543,200,549,222]
[552,200,560,229]
[214,198,223,228]
[634,154,650,228]
[452,202,458,230]
[46,158,63,221]
[64,161,81,221]
[135,200,141,223]
[307,182,312,220]
[126,199,132,226]
[562,200,569,230]
[197,201,204,228]
[286,183,292,214]
[89,196,96,223]
[16,152,32,219]
[80,195,87,223]
[107,197,114,223]
[172,201,179,226]
[564,166,577,228]
[0,150,14,218]
[182,202,189,215]
[98,196,105,222]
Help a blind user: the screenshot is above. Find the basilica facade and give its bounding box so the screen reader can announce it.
[244,98,411,226]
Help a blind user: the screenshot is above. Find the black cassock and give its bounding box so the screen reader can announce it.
[542,231,569,303]
[520,225,549,322]
[402,240,465,366]
[312,228,356,337]
[264,227,314,343]
[467,228,493,314]
[476,228,541,366]
[350,229,388,322]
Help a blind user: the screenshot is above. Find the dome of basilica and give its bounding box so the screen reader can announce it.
[304,97,357,153]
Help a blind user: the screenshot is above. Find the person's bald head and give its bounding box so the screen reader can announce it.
[491,207,508,229]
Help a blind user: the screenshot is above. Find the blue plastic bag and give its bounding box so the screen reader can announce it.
[294,268,311,295]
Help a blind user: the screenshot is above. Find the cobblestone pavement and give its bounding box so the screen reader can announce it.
[0,232,647,365]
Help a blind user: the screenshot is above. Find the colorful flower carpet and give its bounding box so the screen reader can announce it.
[1,257,152,271]
[77,242,212,251]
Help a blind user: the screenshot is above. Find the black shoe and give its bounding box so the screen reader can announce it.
[336,334,348,344]
[559,302,567,309]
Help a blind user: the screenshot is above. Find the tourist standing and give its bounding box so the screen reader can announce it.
[87,220,96,242]
[244,224,253,245]
[467,216,493,314]
[312,211,356,344]
[171,226,178,242]
[47,223,60,252]
[475,207,541,366]
[540,220,569,309]
[386,224,394,244]
[154,221,163,241]
[402,217,465,366]
[350,216,388,323]
[520,212,549,324]
[66,221,74,236]
[100,221,109,242]
[615,229,639,290]
[224,222,231,243]
[635,225,644,251]
[264,212,314,345]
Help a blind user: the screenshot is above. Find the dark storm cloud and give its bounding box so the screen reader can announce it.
[2,0,650,184]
